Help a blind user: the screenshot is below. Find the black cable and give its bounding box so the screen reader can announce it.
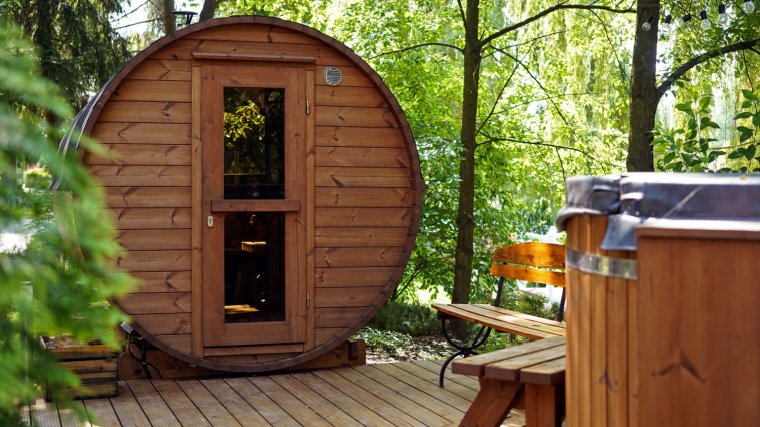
[124,329,163,379]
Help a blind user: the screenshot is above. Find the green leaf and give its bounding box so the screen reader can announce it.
[664,152,675,163]
[698,97,711,110]
[734,112,753,120]
[745,145,757,161]
[688,119,698,130]
[742,90,758,101]
[753,112,760,128]
[728,150,746,159]
[675,102,692,113]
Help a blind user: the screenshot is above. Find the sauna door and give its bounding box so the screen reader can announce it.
[200,65,308,347]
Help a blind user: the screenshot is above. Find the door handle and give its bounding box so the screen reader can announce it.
[207,215,214,228]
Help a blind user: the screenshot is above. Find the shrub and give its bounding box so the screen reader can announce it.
[23,167,51,190]
[366,300,441,336]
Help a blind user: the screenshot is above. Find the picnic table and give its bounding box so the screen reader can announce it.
[452,336,566,427]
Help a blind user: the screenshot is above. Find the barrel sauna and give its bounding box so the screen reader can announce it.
[52,16,422,372]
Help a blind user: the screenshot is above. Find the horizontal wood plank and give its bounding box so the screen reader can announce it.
[314,307,368,328]
[109,208,191,229]
[315,66,373,87]
[315,86,387,108]
[183,24,322,45]
[315,127,405,148]
[151,39,352,66]
[484,345,565,382]
[104,187,191,208]
[125,60,192,81]
[490,264,565,287]
[315,327,346,346]
[314,247,404,267]
[118,229,191,251]
[111,80,191,102]
[193,51,315,62]
[315,167,411,188]
[315,207,413,227]
[211,199,300,212]
[315,227,409,247]
[91,123,191,145]
[204,344,304,357]
[98,101,191,123]
[116,250,192,271]
[117,292,192,314]
[431,303,565,341]
[84,144,191,166]
[131,313,192,335]
[91,166,191,187]
[315,188,414,208]
[316,106,399,128]
[130,271,192,292]
[154,334,191,353]
[451,336,566,377]
[314,287,385,307]
[493,242,565,269]
[316,267,395,287]
[316,147,410,168]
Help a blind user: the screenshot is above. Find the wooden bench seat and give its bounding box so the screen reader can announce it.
[452,336,566,427]
[432,242,566,387]
[431,303,566,340]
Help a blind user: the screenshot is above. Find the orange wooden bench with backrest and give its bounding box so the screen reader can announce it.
[432,242,567,387]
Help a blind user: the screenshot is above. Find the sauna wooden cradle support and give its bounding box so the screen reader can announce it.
[51,16,423,372]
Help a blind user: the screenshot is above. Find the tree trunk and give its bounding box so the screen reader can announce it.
[200,0,217,21]
[451,0,481,339]
[162,0,176,34]
[626,0,660,171]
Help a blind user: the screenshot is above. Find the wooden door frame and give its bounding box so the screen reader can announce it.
[192,64,311,350]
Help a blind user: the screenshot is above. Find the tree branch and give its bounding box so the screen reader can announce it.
[478,132,607,168]
[586,9,630,95]
[657,38,760,100]
[114,18,161,30]
[374,42,464,58]
[475,62,519,135]
[456,0,467,26]
[477,1,636,50]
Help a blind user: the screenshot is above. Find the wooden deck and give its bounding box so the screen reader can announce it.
[25,359,527,426]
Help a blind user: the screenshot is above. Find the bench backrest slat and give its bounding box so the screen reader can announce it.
[492,242,565,269]
[489,263,565,287]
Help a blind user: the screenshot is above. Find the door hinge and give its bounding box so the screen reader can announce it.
[306,293,310,308]
[306,100,310,115]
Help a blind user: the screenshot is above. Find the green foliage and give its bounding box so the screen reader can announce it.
[353,326,445,359]
[0,21,134,423]
[366,300,441,336]
[23,167,50,190]
[653,89,760,172]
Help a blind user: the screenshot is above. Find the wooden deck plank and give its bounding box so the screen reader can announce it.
[198,378,270,426]
[393,360,479,401]
[246,375,332,426]
[174,379,242,426]
[371,363,474,412]
[151,379,211,427]
[310,369,422,427]
[30,397,61,427]
[270,374,361,426]
[109,381,151,427]
[411,359,481,392]
[83,398,120,426]
[56,401,82,427]
[223,377,299,426]
[353,365,464,425]
[126,380,181,426]
[290,371,397,426]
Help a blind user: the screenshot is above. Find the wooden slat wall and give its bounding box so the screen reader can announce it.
[85,23,417,362]
[86,54,194,343]
[312,50,413,347]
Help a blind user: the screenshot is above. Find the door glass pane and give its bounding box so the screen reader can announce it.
[223,87,285,200]
[224,211,286,323]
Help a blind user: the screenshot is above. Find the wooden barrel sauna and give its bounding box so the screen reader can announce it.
[52,16,422,372]
[558,173,760,426]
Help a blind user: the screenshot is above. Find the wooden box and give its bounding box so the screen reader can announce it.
[40,335,119,399]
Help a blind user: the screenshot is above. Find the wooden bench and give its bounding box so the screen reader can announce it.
[432,242,567,387]
[452,336,566,427]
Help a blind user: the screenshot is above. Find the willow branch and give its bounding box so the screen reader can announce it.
[478,1,636,50]
[587,9,630,95]
[375,42,464,58]
[657,38,760,100]
[478,133,605,167]
[115,18,160,30]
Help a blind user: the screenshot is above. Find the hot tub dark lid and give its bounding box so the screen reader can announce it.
[557,173,760,250]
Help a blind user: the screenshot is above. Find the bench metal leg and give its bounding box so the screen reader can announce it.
[439,317,492,387]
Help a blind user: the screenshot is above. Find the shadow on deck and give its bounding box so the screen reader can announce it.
[25,359,526,426]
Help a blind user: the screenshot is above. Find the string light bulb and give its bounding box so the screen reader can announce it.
[682,13,693,25]
[717,4,729,25]
[642,14,655,31]
[700,10,712,29]
[743,0,755,13]
[662,14,673,32]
